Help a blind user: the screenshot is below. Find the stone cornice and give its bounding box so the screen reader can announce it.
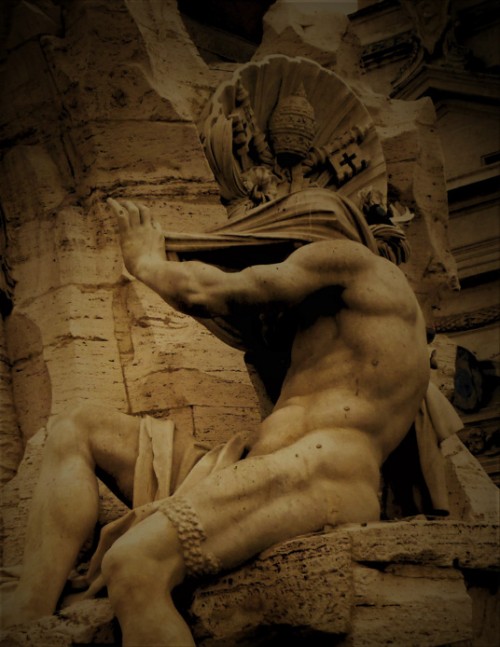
[391,63,500,101]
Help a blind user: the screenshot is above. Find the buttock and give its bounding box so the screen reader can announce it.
[168,431,381,573]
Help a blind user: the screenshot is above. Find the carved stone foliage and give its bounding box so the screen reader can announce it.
[198,55,387,219]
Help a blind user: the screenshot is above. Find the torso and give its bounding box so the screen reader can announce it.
[248,256,430,464]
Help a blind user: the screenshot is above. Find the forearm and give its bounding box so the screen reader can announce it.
[134,257,229,317]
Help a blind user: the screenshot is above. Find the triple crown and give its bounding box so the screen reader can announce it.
[268,83,316,168]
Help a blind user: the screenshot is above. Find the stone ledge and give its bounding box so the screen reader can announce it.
[344,519,500,569]
[1,518,498,646]
[189,519,499,646]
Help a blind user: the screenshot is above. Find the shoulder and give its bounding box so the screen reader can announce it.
[289,242,420,318]
[346,255,421,319]
[286,239,378,273]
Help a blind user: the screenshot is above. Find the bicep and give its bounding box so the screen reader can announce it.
[233,262,318,308]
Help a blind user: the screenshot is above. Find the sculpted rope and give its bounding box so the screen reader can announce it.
[159,497,221,577]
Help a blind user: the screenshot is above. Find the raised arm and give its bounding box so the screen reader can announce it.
[109,199,377,318]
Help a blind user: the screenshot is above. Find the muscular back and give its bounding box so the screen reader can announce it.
[246,245,430,460]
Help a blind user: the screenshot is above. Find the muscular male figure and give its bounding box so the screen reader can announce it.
[2,198,430,646]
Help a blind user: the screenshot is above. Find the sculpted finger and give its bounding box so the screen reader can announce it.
[138,203,151,226]
[123,200,140,226]
[107,198,129,232]
[151,216,162,231]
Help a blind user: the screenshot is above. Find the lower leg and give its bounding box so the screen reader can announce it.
[110,574,195,647]
[2,417,99,627]
[102,512,194,647]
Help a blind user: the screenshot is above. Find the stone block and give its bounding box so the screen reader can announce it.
[140,199,227,234]
[68,120,213,191]
[0,145,70,226]
[0,599,116,647]
[192,405,261,446]
[5,286,128,439]
[345,519,500,570]
[348,563,472,646]
[190,531,353,643]
[8,203,122,298]
[0,42,59,141]
[124,0,216,121]
[125,366,257,413]
[119,281,258,413]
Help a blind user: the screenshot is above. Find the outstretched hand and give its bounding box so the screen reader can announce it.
[107,198,166,279]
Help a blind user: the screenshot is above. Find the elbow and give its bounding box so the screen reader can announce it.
[169,289,220,318]
[167,290,203,317]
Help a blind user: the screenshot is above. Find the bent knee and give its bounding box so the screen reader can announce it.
[46,403,110,456]
[101,541,136,585]
[102,537,180,592]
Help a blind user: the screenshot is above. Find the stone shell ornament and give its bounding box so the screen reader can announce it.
[198,55,387,217]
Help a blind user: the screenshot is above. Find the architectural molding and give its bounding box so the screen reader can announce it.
[435,304,500,333]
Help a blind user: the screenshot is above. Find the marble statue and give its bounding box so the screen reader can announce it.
[1,57,463,645]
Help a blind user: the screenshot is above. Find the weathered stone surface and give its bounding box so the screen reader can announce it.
[0,41,60,142]
[190,531,353,643]
[117,280,258,414]
[255,0,362,79]
[5,286,128,439]
[467,577,500,647]
[124,0,216,121]
[187,519,498,646]
[68,120,214,191]
[3,307,52,441]
[0,320,23,484]
[442,435,500,524]
[345,520,499,570]
[348,563,472,646]
[0,599,115,647]
[0,145,70,227]
[192,406,261,446]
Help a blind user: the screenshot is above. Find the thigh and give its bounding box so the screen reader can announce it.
[101,430,380,584]
[85,406,141,503]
